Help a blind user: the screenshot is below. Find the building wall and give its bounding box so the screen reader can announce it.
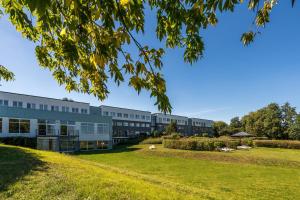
[0,92,113,151]
[0,91,90,114]
[151,113,190,135]
[100,105,151,141]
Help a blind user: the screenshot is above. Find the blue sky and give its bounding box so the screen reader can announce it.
[0,2,300,122]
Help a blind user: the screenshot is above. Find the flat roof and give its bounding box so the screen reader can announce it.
[100,105,151,113]
[152,113,189,118]
[0,90,89,105]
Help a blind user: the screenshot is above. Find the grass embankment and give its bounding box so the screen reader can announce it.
[1,144,300,199]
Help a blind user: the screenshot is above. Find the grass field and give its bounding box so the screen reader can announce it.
[1,144,300,200]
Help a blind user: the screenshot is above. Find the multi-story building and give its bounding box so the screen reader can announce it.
[99,105,151,143]
[188,118,214,136]
[0,91,112,152]
[151,113,214,136]
[151,113,189,135]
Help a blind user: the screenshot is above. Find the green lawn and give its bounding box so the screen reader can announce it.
[1,144,300,200]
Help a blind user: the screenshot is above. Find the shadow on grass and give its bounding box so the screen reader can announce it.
[0,145,47,192]
[75,144,142,155]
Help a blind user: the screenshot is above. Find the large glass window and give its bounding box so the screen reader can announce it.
[20,120,30,133]
[9,119,30,133]
[60,121,76,136]
[117,113,122,117]
[124,114,128,118]
[81,123,94,134]
[116,122,122,126]
[97,123,109,134]
[38,120,56,135]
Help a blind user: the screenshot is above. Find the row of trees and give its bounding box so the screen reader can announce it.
[213,103,300,140]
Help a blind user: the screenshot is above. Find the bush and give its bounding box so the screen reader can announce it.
[163,138,243,151]
[140,137,163,144]
[0,137,37,148]
[254,140,300,149]
[241,138,254,146]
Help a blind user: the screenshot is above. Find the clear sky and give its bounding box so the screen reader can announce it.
[0,2,299,122]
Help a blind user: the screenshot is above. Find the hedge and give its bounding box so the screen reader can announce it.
[163,138,247,151]
[140,137,163,144]
[0,137,37,148]
[254,140,300,149]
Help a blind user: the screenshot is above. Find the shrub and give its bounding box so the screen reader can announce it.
[254,140,300,149]
[163,138,242,151]
[241,138,254,146]
[0,137,37,148]
[140,137,163,144]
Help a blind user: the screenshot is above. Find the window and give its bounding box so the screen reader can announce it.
[27,103,35,109]
[62,106,70,112]
[0,118,2,133]
[51,105,59,111]
[13,101,20,107]
[130,122,134,127]
[159,118,162,123]
[72,107,79,113]
[39,104,48,110]
[135,114,140,119]
[167,118,170,122]
[141,123,145,127]
[60,120,76,136]
[0,99,9,106]
[146,116,150,120]
[81,123,95,134]
[103,111,109,116]
[130,114,134,119]
[141,115,145,120]
[9,119,30,133]
[136,123,140,127]
[37,120,56,136]
[81,109,88,114]
[117,113,122,117]
[145,123,150,128]
[97,123,109,134]
[116,122,122,126]
[110,112,115,117]
[124,114,128,118]
[123,122,128,126]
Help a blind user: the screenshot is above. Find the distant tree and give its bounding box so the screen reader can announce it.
[212,121,229,137]
[242,103,283,139]
[165,121,177,135]
[289,115,300,140]
[228,117,242,134]
[281,103,297,139]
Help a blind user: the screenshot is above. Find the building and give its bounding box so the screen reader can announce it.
[151,113,214,136]
[0,91,112,152]
[99,105,151,144]
[151,113,189,135]
[188,118,214,136]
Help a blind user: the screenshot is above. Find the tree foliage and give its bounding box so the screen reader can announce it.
[165,121,177,135]
[0,65,14,82]
[241,103,299,139]
[228,116,242,134]
[0,0,296,112]
[212,121,229,136]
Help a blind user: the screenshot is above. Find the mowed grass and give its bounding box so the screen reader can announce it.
[77,144,300,200]
[1,144,300,200]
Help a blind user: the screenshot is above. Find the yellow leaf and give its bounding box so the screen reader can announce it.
[120,0,130,6]
[60,28,67,37]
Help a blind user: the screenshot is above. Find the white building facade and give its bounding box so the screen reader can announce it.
[0,91,112,152]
